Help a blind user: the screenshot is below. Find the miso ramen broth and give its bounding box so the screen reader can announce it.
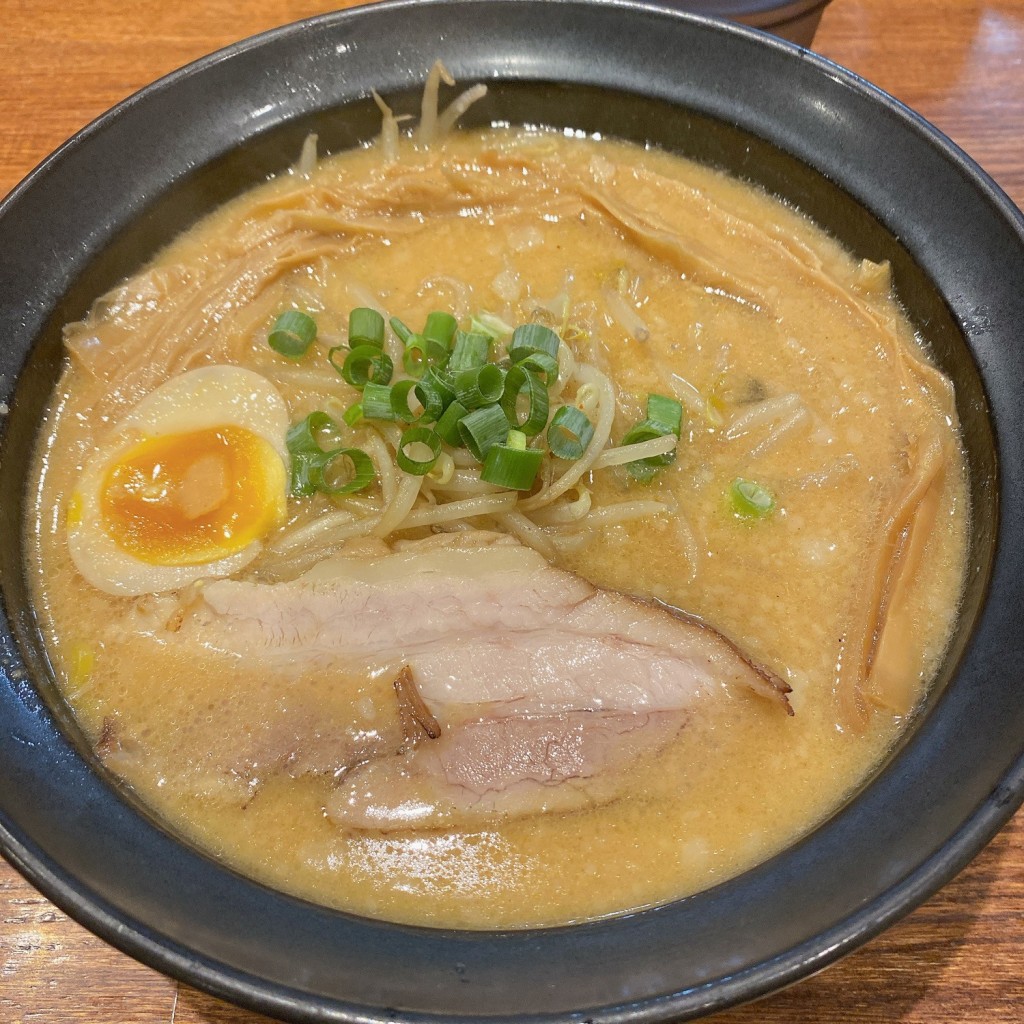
[27,97,968,927]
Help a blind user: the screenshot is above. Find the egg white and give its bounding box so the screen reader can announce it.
[68,366,290,597]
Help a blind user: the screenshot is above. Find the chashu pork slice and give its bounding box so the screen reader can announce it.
[329,704,689,829]
[190,532,791,713]
[182,532,791,828]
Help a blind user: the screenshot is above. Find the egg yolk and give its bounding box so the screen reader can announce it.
[100,426,286,566]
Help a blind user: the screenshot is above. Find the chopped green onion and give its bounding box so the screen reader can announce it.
[646,393,684,434]
[425,365,457,407]
[423,311,458,350]
[286,412,375,497]
[413,377,445,423]
[289,459,318,497]
[548,405,595,461]
[328,346,345,377]
[448,331,490,372]
[286,440,322,496]
[730,478,775,519]
[455,364,506,410]
[627,464,659,483]
[425,337,449,364]
[269,310,317,358]
[348,307,385,349]
[458,404,510,461]
[315,306,689,500]
[333,344,393,389]
[471,311,514,341]
[389,316,415,345]
[402,336,429,379]
[421,313,458,366]
[620,420,675,481]
[481,436,543,490]
[287,437,319,495]
[391,378,442,424]
[620,420,667,446]
[501,365,549,436]
[362,382,396,421]
[620,394,684,480]
[390,379,420,423]
[286,411,341,465]
[396,427,442,476]
[435,399,469,447]
[515,351,559,387]
[315,447,376,496]
[509,323,559,363]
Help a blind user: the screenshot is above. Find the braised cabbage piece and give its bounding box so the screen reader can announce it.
[27,67,967,928]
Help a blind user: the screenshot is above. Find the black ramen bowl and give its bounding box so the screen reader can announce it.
[1,1,1022,1020]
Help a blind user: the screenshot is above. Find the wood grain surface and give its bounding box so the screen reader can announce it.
[2,1,1023,1021]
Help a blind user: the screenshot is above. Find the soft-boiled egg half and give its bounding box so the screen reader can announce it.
[68,366,290,596]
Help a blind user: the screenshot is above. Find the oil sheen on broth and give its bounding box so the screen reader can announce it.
[28,97,968,928]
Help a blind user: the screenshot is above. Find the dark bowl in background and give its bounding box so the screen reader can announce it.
[1,1,1023,1021]
[675,0,833,46]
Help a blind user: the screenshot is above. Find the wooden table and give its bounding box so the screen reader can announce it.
[2,1,1022,1020]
